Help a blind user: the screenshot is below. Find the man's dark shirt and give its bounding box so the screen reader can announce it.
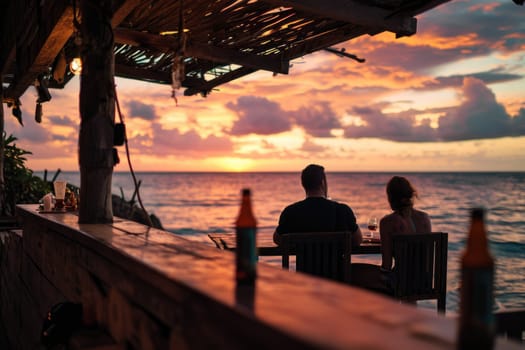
[275,197,359,235]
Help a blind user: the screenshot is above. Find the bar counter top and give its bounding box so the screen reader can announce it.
[14,204,521,350]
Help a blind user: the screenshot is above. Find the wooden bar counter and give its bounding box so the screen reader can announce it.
[0,205,520,349]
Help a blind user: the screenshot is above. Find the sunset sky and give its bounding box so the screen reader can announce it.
[4,0,525,172]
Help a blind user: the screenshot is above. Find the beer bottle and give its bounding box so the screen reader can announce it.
[235,188,257,285]
[457,208,495,350]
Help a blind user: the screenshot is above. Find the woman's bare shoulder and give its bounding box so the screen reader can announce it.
[413,209,432,231]
[413,209,430,220]
[380,212,403,229]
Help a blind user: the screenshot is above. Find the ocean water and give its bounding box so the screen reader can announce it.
[40,171,525,313]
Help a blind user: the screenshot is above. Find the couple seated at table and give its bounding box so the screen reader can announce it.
[273,164,431,293]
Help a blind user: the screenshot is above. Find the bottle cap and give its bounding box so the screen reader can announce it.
[242,188,251,196]
[471,207,485,219]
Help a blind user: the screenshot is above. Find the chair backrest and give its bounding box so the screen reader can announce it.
[494,308,525,343]
[281,231,352,283]
[392,232,448,312]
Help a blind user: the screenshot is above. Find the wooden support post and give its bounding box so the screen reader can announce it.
[78,0,116,223]
[0,82,5,216]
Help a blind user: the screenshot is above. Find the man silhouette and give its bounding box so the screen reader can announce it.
[273,164,362,247]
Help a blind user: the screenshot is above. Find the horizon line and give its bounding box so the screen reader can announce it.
[34,169,525,174]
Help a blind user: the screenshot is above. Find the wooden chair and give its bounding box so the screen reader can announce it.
[392,232,448,313]
[281,232,352,283]
[494,308,525,343]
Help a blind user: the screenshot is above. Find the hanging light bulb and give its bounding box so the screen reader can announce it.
[69,56,82,75]
[69,31,83,75]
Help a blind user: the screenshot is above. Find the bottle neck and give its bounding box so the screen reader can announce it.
[463,217,493,266]
[467,218,488,248]
[236,194,256,228]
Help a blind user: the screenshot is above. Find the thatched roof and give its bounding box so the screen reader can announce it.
[1,0,450,103]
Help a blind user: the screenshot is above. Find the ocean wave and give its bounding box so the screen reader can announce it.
[490,241,525,256]
[167,228,204,235]
[431,213,459,220]
[490,219,525,227]
[170,200,233,207]
[447,241,465,252]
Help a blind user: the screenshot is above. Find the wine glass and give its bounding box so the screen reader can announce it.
[366,216,378,241]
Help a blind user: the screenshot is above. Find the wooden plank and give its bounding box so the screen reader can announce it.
[111,0,143,28]
[0,0,17,74]
[260,0,418,36]
[115,63,171,85]
[183,66,257,97]
[113,28,289,74]
[1,0,143,101]
[188,40,289,74]
[20,244,66,318]
[0,231,23,350]
[4,0,74,102]
[19,280,43,350]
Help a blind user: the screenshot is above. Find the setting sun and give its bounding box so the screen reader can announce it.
[215,157,255,172]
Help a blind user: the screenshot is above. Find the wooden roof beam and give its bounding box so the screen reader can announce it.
[0,0,17,75]
[111,0,143,28]
[393,0,453,17]
[115,63,171,84]
[3,0,73,102]
[114,28,289,74]
[115,62,256,97]
[260,0,417,37]
[2,0,141,102]
[183,67,257,96]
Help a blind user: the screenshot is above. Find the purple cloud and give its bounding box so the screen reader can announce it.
[437,77,516,141]
[418,69,523,91]
[127,100,157,121]
[368,43,472,73]
[421,1,525,53]
[5,117,53,144]
[344,106,436,142]
[513,108,525,134]
[227,96,292,135]
[300,139,328,153]
[47,115,77,127]
[292,102,342,137]
[344,78,525,142]
[132,123,234,157]
[333,1,524,77]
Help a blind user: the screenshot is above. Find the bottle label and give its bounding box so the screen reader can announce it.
[460,266,494,328]
[236,227,257,284]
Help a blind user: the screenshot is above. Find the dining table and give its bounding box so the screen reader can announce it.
[208,231,381,256]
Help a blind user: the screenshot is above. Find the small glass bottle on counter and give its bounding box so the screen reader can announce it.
[457,208,495,350]
[235,188,257,285]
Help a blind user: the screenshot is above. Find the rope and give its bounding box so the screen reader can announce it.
[114,85,154,227]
